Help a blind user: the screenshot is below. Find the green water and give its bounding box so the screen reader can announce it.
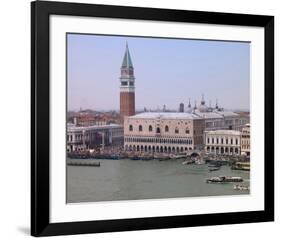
[67,158,250,203]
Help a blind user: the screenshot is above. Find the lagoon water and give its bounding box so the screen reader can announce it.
[67,158,249,203]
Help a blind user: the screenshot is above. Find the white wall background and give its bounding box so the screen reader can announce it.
[0,0,279,237]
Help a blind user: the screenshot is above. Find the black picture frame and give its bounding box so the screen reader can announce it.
[31,0,274,236]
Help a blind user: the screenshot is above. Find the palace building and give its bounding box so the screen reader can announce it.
[124,112,205,153]
[120,43,135,122]
[204,130,241,155]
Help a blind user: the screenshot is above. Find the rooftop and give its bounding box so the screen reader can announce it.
[129,112,201,120]
[205,130,241,135]
[216,111,239,117]
[67,123,122,132]
[194,110,239,118]
[194,111,224,119]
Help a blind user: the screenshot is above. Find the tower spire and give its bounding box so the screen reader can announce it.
[188,98,191,108]
[121,42,133,68]
[201,94,205,105]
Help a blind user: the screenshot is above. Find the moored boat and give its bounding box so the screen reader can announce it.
[141,157,153,161]
[206,176,243,183]
[182,159,194,165]
[208,167,220,172]
[231,162,250,171]
[170,154,187,159]
[208,163,222,167]
[159,155,171,161]
[130,156,141,160]
[194,158,205,165]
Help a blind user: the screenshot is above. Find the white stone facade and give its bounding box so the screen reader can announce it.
[205,130,241,155]
[124,112,205,153]
[241,124,250,156]
[67,124,123,152]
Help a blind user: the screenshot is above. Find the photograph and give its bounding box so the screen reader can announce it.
[66,34,251,203]
[30,1,274,236]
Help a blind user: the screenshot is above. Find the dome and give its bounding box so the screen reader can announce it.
[198,104,208,112]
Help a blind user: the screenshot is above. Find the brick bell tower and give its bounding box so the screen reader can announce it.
[120,42,135,122]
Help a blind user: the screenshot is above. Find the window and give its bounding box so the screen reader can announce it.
[139,125,143,132]
[129,125,133,131]
[214,121,221,127]
[207,137,210,144]
[175,127,179,134]
[121,81,128,86]
[185,128,190,134]
[156,127,161,133]
[149,125,153,132]
[165,125,169,132]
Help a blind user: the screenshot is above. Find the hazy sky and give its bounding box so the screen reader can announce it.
[67,34,250,111]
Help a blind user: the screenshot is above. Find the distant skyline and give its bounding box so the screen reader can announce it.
[67,34,250,111]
